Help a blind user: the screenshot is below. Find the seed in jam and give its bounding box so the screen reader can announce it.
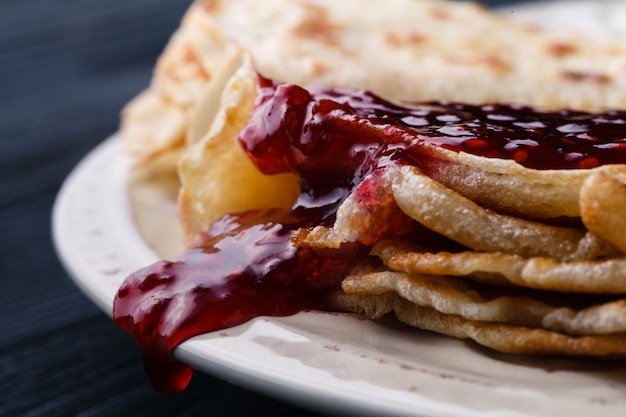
[114,73,626,393]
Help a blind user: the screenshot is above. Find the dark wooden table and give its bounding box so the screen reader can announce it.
[1,1,516,416]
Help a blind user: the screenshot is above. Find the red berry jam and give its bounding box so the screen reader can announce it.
[114,209,369,393]
[114,74,626,393]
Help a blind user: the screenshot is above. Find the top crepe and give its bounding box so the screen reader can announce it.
[120,0,626,173]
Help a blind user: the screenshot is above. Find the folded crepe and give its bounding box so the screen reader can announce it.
[121,0,626,173]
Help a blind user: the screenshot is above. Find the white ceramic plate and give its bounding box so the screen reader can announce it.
[53,3,626,416]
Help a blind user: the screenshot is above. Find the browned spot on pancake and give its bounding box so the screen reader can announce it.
[310,60,331,76]
[201,0,223,13]
[385,31,427,48]
[182,46,211,81]
[548,42,578,58]
[429,5,451,20]
[445,54,511,74]
[293,3,343,47]
[561,70,611,84]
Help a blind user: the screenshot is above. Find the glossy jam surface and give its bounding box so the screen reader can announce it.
[114,209,366,393]
[246,78,626,172]
[114,75,626,393]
